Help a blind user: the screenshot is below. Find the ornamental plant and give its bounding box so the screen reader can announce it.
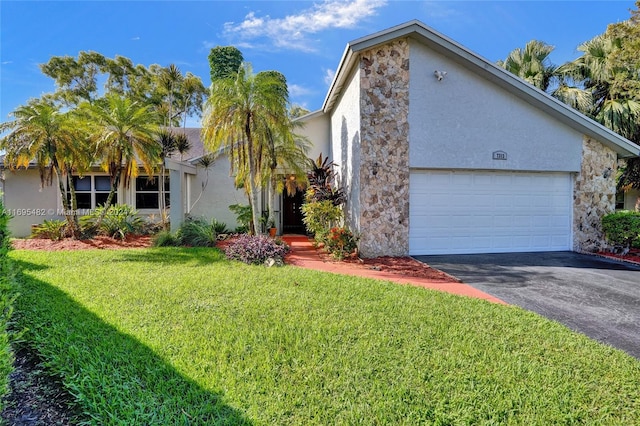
[224,234,290,265]
[325,227,359,260]
[601,210,640,252]
[301,200,343,244]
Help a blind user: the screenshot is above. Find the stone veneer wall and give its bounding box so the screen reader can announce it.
[573,136,618,252]
[357,38,410,257]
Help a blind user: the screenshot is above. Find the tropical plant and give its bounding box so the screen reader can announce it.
[497,40,557,90]
[229,204,252,232]
[0,99,90,237]
[151,230,179,247]
[80,94,161,226]
[208,45,244,83]
[80,204,145,240]
[224,234,289,265]
[31,219,69,241]
[175,217,217,247]
[306,153,346,205]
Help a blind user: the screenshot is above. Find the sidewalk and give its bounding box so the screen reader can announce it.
[282,235,505,304]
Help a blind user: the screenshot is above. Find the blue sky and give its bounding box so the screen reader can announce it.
[1,0,636,127]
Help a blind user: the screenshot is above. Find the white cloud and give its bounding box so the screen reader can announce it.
[289,84,313,97]
[323,68,336,86]
[223,0,387,51]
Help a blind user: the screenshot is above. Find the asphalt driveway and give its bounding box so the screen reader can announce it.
[415,252,640,359]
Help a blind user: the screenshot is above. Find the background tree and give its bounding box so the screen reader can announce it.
[208,46,244,83]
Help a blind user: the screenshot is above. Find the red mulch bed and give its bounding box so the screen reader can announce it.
[11,235,153,251]
[596,249,640,265]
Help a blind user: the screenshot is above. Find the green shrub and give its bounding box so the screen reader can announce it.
[152,230,179,247]
[301,199,342,243]
[325,227,359,260]
[81,205,145,240]
[229,204,252,232]
[31,219,68,240]
[176,217,217,247]
[602,211,640,250]
[211,218,229,235]
[0,196,15,402]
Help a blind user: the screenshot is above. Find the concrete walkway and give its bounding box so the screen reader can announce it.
[282,235,505,304]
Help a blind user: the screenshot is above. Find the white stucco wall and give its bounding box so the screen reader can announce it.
[330,66,362,230]
[2,168,63,237]
[408,41,584,172]
[295,111,330,162]
[187,155,248,230]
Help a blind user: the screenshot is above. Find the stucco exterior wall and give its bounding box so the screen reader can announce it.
[357,38,410,257]
[408,42,583,172]
[187,155,248,230]
[2,168,63,237]
[573,137,618,252]
[296,111,330,162]
[330,66,362,231]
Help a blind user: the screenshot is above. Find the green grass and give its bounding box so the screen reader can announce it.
[10,247,640,425]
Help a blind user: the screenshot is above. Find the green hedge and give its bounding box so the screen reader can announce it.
[0,196,16,403]
[602,211,640,250]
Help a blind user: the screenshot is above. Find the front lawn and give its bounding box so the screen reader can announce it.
[10,248,640,424]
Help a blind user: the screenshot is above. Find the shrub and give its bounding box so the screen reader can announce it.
[325,227,359,260]
[81,205,145,240]
[225,234,290,265]
[301,200,342,244]
[211,218,229,235]
[602,211,640,251]
[229,204,252,232]
[0,196,15,402]
[31,219,68,240]
[176,217,217,247]
[152,230,179,247]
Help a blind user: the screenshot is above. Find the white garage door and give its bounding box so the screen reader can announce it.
[409,170,572,255]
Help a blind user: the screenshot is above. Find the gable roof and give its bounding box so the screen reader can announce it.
[323,20,640,158]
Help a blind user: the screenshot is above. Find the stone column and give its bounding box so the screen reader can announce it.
[573,137,618,252]
[358,39,410,257]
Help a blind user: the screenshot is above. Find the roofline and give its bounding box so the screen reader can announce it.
[322,20,640,158]
[293,109,325,122]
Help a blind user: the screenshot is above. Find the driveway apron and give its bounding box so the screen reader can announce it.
[415,252,640,359]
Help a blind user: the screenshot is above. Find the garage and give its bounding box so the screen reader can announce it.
[409,170,573,255]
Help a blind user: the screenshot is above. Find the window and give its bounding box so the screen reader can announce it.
[69,176,117,209]
[616,192,625,210]
[135,176,170,209]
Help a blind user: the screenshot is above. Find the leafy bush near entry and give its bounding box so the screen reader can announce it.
[224,234,289,265]
[81,205,145,240]
[602,211,640,250]
[31,219,68,241]
[301,200,342,244]
[229,204,252,232]
[0,197,15,402]
[325,227,359,260]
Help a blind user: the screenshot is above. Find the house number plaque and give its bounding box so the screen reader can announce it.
[492,150,507,160]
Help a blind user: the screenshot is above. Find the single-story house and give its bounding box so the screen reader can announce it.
[2,20,639,257]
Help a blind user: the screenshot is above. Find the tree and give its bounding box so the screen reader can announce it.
[497,40,557,91]
[80,94,161,225]
[0,99,90,237]
[208,46,243,83]
[202,64,293,234]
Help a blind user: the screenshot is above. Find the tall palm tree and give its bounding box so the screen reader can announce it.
[202,64,293,234]
[0,100,89,237]
[81,94,161,224]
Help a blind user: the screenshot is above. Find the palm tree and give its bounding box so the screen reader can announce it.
[498,40,557,91]
[0,99,89,237]
[202,64,293,234]
[80,94,161,224]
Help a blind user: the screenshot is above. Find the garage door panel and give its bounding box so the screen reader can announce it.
[409,170,572,255]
